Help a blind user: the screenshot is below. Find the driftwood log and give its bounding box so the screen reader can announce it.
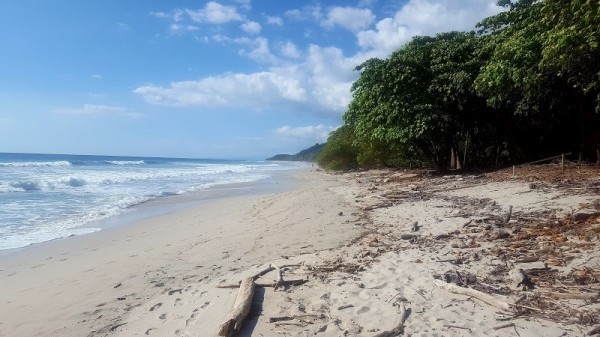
[217,279,307,289]
[434,279,512,311]
[218,277,255,337]
[373,301,407,337]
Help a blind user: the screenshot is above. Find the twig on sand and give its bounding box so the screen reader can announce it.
[493,323,516,330]
[444,324,472,332]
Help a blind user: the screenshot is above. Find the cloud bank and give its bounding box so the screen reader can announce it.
[136,1,503,119]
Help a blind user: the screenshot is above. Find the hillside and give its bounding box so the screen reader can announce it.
[266,143,325,162]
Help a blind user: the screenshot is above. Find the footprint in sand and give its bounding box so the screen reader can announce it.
[185,308,201,326]
[158,313,167,320]
[357,306,370,314]
[149,303,162,312]
[174,298,186,307]
[200,301,210,309]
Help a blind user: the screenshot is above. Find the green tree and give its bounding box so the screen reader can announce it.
[476,0,599,161]
[345,32,489,170]
[540,0,600,161]
[317,125,359,170]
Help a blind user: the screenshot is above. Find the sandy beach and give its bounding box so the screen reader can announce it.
[1,165,599,336]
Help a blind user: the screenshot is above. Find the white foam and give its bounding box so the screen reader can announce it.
[106,160,145,165]
[0,160,72,167]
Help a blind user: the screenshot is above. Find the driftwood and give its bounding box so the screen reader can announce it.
[217,279,307,289]
[373,301,407,337]
[493,323,515,330]
[218,277,255,337]
[268,314,323,323]
[434,279,512,311]
[272,263,284,290]
[536,291,600,300]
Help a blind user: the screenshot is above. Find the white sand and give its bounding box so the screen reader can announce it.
[1,168,598,337]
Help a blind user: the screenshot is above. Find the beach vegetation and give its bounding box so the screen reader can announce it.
[317,125,359,170]
[319,0,599,171]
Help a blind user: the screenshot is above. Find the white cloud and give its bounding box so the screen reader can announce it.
[278,41,301,59]
[394,0,502,35]
[238,37,278,64]
[133,42,358,117]
[151,9,185,21]
[133,72,307,108]
[230,0,251,10]
[357,18,413,56]
[169,24,200,34]
[116,22,131,31]
[138,0,504,119]
[187,2,243,24]
[275,124,338,142]
[241,20,261,34]
[359,0,378,7]
[323,7,375,32]
[284,5,322,22]
[356,0,503,57]
[265,15,283,26]
[53,104,144,118]
[90,74,102,79]
[134,40,361,116]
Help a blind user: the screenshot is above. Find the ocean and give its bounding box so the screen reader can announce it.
[0,152,305,250]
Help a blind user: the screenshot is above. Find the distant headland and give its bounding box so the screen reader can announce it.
[266,143,325,162]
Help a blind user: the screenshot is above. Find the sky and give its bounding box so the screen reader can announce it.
[0,0,503,160]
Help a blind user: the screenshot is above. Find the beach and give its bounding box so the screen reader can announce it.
[1,165,599,336]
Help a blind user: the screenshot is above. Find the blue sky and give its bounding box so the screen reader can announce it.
[0,0,502,159]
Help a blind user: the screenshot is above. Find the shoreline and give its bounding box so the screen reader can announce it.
[1,165,598,336]
[0,169,362,337]
[0,167,302,257]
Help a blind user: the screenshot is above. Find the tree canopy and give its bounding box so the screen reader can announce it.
[319,0,599,171]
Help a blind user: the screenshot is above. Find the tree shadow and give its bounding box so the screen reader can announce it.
[237,287,265,337]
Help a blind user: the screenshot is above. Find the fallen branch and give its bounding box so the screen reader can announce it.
[536,291,600,301]
[434,279,512,312]
[217,279,307,289]
[272,263,284,291]
[493,323,515,330]
[218,277,255,337]
[373,302,407,337]
[268,314,323,323]
[444,324,471,332]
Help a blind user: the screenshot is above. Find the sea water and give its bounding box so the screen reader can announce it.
[0,152,304,250]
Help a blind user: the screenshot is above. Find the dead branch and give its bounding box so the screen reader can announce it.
[373,301,407,337]
[493,323,515,330]
[217,279,307,289]
[434,279,512,312]
[218,277,255,337]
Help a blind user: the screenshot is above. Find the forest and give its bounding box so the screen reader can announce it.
[318,0,599,171]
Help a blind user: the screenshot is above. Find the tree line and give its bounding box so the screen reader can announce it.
[318,0,599,171]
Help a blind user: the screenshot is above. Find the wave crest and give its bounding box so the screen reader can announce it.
[0,161,72,168]
[106,160,145,165]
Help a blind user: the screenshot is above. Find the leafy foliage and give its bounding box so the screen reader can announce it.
[320,0,599,171]
[317,126,359,170]
[267,143,325,162]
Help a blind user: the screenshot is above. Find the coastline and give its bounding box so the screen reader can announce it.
[0,166,301,257]
[0,168,362,337]
[1,165,598,336]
